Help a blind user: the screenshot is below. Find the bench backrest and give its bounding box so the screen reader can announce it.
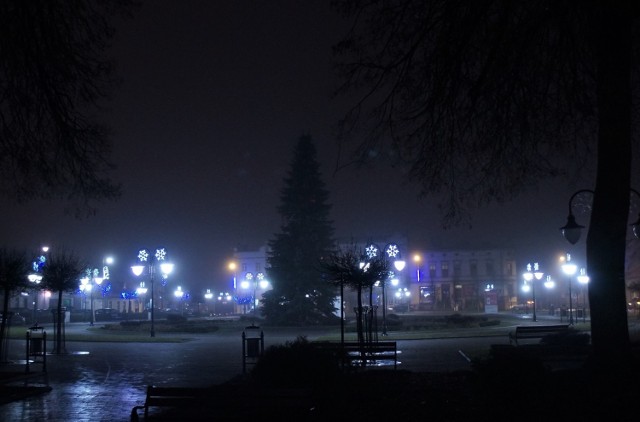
[514,325,569,337]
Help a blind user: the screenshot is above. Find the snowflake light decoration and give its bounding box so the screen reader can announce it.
[365,244,379,260]
[137,249,150,262]
[386,244,400,259]
[32,254,46,272]
[155,248,167,261]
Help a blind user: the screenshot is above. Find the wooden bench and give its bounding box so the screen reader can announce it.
[508,324,570,346]
[130,384,315,421]
[130,385,209,421]
[312,341,398,369]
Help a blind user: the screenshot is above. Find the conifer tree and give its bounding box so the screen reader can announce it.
[262,135,336,325]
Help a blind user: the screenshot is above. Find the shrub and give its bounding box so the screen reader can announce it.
[166,313,187,323]
[541,330,591,346]
[250,336,342,388]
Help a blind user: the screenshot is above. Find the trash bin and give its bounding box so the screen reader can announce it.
[242,325,264,373]
[28,324,45,356]
[26,324,47,373]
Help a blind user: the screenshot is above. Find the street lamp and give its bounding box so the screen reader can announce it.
[131,248,174,337]
[413,253,422,283]
[204,289,213,300]
[204,289,214,315]
[383,243,406,335]
[239,273,252,314]
[245,272,256,312]
[80,268,103,326]
[136,282,148,316]
[394,287,411,311]
[577,268,590,322]
[27,273,42,324]
[561,254,578,325]
[253,272,268,312]
[174,286,185,315]
[242,272,267,320]
[28,246,48,324]
[560,188,640,244]
[543,275,556,313]
[228,261,237,289]
[522,263,544,322]
[217,292,233,315]
[360,244,381,339]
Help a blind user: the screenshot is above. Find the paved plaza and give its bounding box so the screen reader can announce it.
[0,320,500,421]
[2,316,638,421]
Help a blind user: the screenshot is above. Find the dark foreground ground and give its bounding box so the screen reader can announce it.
[148,344,640,422]
[149,368,639,422]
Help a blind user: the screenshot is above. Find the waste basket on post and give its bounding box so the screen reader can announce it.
[26,324,47,373]
[242,324,264,373]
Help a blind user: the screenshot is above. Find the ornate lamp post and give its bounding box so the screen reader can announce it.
[28,246,48,324]
[136,282,148,316]
[174,286,185,315]
[394,287,411,311]
[560,188,640,244]
[242,272,267,320]
[204,289,214,315]
[413,253,422,283]
[80,268,103,326]
[204,289,214,300]
[522,263,544,322]
[239,274,252,314]
[383,243,406,335]
[577,268,590,322]
[544,275,556,313]
[217,292,232,315]
[131,248,174,337]
[561,254,578,325]
[27,273,42,324]
[228,261,237,288]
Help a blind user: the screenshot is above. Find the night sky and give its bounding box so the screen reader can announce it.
[0,1,593,296]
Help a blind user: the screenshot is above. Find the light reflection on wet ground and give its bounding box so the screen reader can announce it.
[0,321,526,421]
[0,331,247,422]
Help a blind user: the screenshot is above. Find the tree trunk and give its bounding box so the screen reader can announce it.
[587,2,634,376]
[356,287,364,344]
[55,291,65,354]
[0,288,10,360]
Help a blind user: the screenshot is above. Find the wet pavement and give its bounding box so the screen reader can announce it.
[6,315,632,422]
[0,321,494,421]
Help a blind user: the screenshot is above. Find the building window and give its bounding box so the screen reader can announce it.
[429,262,437,278]
[453,260,461,276]
[470,260,477,277]
[441,261,449,278]
[485,260,494,276]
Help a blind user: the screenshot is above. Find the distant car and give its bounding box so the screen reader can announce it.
[1,312,26,325]
[94,308,122,322]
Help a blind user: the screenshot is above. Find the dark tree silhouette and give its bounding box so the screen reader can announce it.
[41,250,84,354]
[321,243,390,345]
[0,0,139,216]
[262,135,336,325]
[0,248,30,360]
[333,0,639,377]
